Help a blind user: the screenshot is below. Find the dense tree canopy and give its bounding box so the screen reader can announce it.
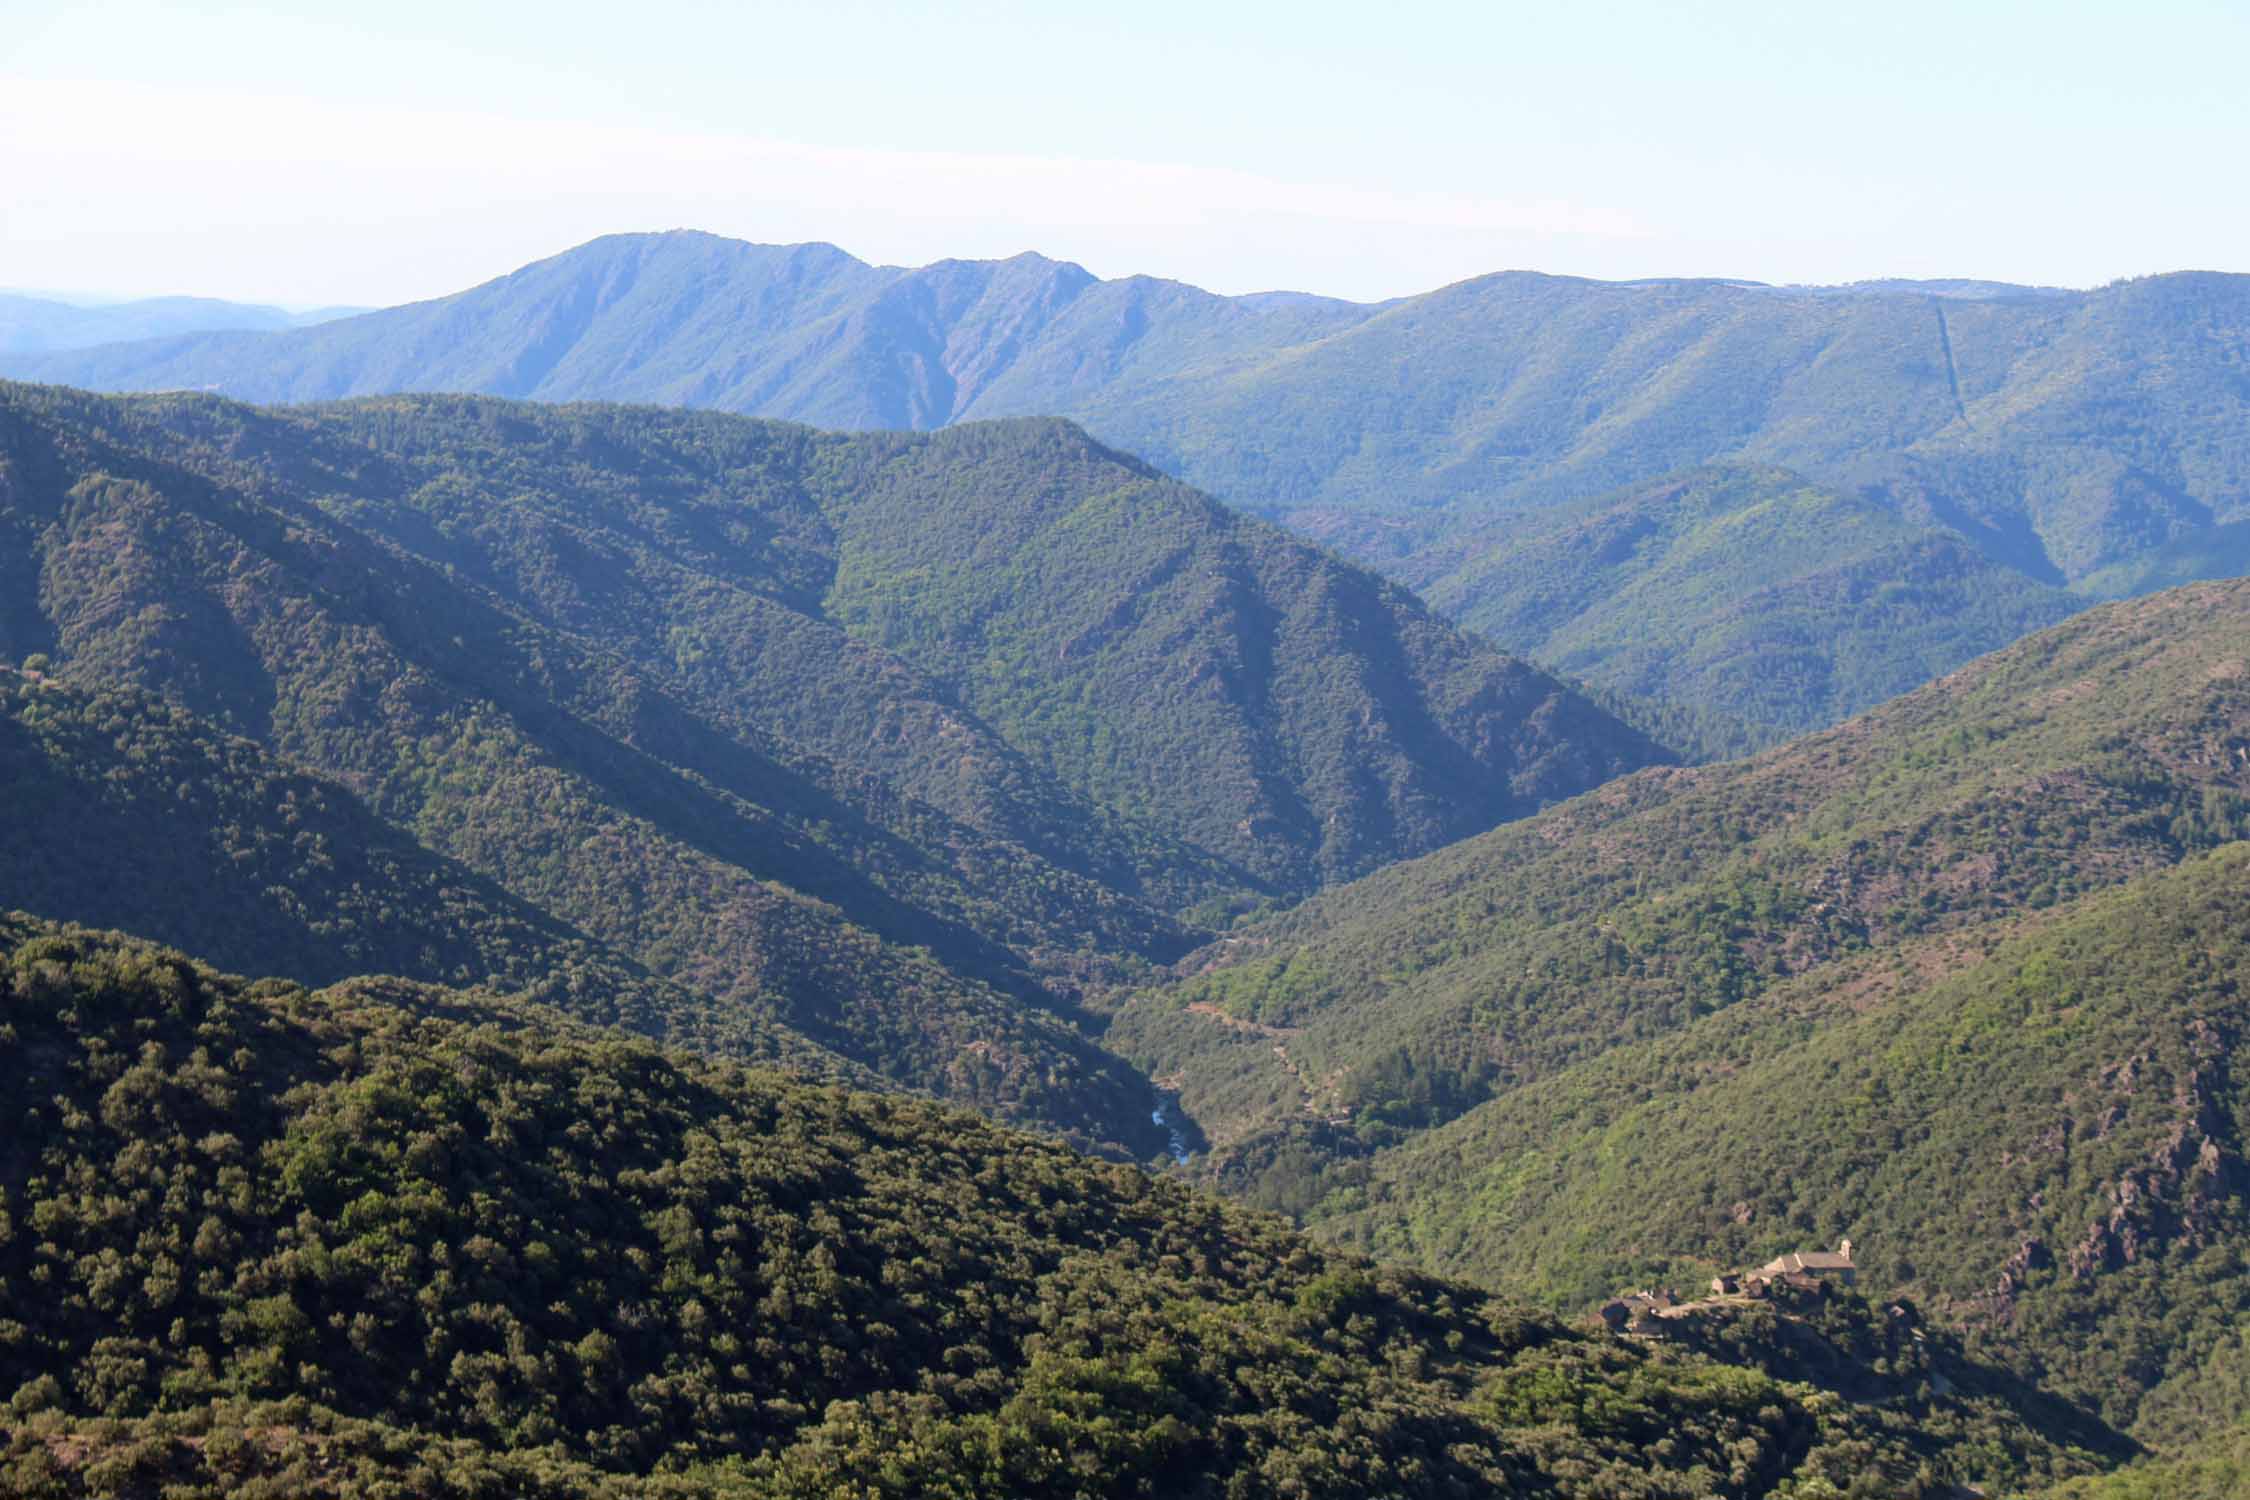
[0,379,1665,1148]
[1117,579,2250,1172]
[0,920,2108,1497]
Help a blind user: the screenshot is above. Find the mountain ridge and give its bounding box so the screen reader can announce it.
[1402,462,2090,741]
[0,290,361,356]
[17,232,2248,746]
[13,230,2161,441]
[0,379,1665,1150]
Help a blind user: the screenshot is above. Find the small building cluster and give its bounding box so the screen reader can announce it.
[1598,1286,1681,1335]
[1601,1240,1857,1335]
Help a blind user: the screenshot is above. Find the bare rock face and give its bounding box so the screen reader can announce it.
[2068,1036,2243,1280]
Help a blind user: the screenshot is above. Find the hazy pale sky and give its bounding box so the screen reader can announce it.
[4,0,2245,307]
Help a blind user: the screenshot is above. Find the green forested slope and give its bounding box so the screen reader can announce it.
[0,670,851,1078]
[1405,465,2086,741]
[0,920,2115,1497]
[2,402,1159,1145]
[19,237,2249,741]
[0,395,1172,1148]
[2041,1421,2250,1499]
[87,387,1249,917]
[1114,580,2250,1170]
[4,383,1660,904]
[1058,269,2250,608]
[810,419,1655,891]
[1321,847,2250,1444]
[1108,581,2250,1463]
[0,381,1658,1148]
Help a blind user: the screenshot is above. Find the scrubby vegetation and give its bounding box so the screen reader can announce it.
[0,380,1660,1149]
[20,240,2250,742]
[11,290,2250,1488]
[1,380,1662,902]
[1115,584,2250,1453]
[1325,849,2250,1442]
[1116,579,2250,1168]
[0,672,843,1076]
[0,664,1145,1150]
[0,920,2108,1497]
[2041,1422,2250,1499]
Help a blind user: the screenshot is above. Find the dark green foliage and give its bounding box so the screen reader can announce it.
[0,380,1663,1147]
[0,1406,724,1498]
[0,381,1663,907]
[2040,1421,2250,1499]
[809,418,1663,891]
[1341,1044,1498,1135]
[1655,1282,2132,1478]
[0,382,1656,1142]
[1579,677,1773,767]
[0,920,2097,1497]
[1325,849,2250,1446]
[0,670,848,1077]
[1110,583,2250,1464]
[0,388,1188,1148]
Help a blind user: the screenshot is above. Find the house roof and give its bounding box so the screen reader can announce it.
[1760,1249,1855,1275]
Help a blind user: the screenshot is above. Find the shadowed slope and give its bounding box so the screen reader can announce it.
[1,381,1663,1147]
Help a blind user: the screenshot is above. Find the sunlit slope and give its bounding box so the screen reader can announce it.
[1408,464,2085,741]
[1116,581,2250,1182]
[0,918,2114,1498]
[1324,846,2250,1445]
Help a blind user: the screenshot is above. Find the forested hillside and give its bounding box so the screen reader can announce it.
[0,670,855,1079]
[18,233,2247,738]
[0,920,2118,1497]
[10,266,2250,1489]
[0,381,1657,1149]
[2043,1422,2250,1499]
[1325,848,2250,1446]
[1112,581,2250,1444]
[1401,465,2087,742]
[1116,582,2250,1164]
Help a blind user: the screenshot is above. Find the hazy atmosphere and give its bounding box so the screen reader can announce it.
[9,5,2250,1498]
[7,0,2248,305]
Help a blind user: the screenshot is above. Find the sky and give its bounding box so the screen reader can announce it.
[4,0,2246,308]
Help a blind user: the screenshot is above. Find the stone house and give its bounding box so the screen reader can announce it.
[1757,1238,1856,1286]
